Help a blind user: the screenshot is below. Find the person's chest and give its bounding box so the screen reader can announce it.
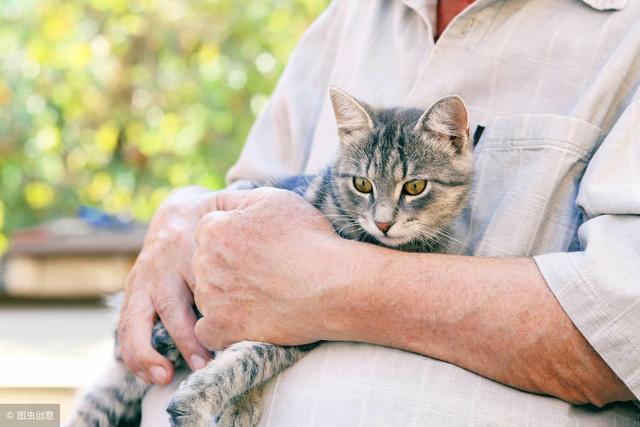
[304,0,640,256]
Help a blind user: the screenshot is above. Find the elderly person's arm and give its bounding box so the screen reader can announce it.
[190,182,638,406]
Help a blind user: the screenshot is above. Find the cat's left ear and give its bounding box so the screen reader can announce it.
[414,95,469,153]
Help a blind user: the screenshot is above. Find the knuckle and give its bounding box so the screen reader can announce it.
[212,230,245,260]
[128,348,148,369]
[200,214,227,236]
[135,353,155,370]
[153,224,189,248]
[129,339,155,364]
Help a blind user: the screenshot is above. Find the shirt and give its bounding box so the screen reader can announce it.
[142,0,640,425]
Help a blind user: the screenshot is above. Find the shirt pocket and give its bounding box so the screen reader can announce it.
[451,114,604,257]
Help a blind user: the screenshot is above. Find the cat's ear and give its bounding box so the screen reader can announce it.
[329,87,374,145]
[414,95,469,153]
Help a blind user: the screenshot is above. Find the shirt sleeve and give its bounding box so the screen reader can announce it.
[534,98,640,399]
[225,0,344,187]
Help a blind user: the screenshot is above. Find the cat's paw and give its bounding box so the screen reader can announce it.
[166,372,230,426]
[217,388,264,427]
[167,388,212,427]
[217,400,262,427]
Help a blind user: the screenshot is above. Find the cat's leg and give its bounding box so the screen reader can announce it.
[217,386,265,427]
[167,342,320,427]
[66,320,185,427]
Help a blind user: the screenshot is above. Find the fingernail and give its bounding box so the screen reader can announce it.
[190,354,207,370]
[150,365,168,384]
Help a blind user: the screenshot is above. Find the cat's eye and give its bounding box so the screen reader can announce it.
[353,177,373,193]
[403,179,427,196]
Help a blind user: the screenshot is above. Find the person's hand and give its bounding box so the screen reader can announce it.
[118,186,215,384]
[191,187,363,350]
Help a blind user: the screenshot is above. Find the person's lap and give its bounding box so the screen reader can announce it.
[141,342,638,427]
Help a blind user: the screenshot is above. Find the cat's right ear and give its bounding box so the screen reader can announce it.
[414,95,469,153]
[329,87,373,145]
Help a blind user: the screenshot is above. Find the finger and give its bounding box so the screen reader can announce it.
[194,210,238,247]
[153,277,212,371]
[119,291,174,384]
[118,290,149,380]
[195,317,229,351]
[212,189,254,211]
[121,292,175,385]
[117,307,147,383]
[214,187,304,216]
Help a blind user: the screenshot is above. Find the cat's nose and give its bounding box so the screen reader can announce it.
[375,221,394,233]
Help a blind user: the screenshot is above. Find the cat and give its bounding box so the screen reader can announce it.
[66,87,473,427]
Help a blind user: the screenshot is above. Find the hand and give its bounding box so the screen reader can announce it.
[191,188,351,350]
[118,186,215,384]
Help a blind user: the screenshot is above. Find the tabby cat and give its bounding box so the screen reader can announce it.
[67,87,473,427]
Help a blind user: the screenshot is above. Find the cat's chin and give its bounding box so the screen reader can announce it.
[373,234,413,248]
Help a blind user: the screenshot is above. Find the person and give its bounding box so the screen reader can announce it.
[118,0,640,425]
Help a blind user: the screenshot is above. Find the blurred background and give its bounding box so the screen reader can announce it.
[0,0,327,420]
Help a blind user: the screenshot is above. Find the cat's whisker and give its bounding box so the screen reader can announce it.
[335,223,362,237]
[412,223,464,248]
[432,228,465,246]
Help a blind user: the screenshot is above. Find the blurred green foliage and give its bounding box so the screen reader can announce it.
[0,0,328,252]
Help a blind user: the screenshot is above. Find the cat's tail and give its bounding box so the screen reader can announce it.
[65,320,185,427]
[64,357,150,427]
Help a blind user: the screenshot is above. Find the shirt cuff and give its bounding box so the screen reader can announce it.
[534,252,640,400]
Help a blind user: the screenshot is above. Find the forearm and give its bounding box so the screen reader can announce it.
[322,242,634,406]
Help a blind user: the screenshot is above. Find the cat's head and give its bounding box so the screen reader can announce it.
[328,87,473,250]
